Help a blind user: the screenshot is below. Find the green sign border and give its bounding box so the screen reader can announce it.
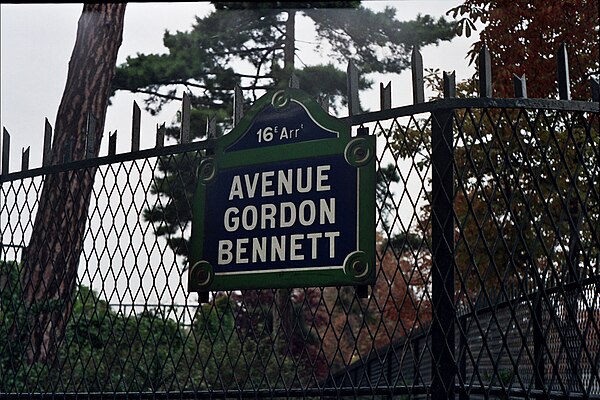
[188,88,375,292]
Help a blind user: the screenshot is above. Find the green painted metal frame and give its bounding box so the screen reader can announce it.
[188,88,376,292]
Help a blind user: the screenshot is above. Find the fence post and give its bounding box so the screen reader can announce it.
[431,106,456,399]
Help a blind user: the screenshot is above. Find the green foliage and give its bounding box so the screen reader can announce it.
[131,3,456,258]
[1,268,309,392]
[113,3,455,118]
[0,262,52,392]
[390,70,600,295]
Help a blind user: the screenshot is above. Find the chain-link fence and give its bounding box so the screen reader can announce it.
[2,79,599,398]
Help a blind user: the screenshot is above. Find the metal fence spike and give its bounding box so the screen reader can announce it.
[589,77,599,102]
[513,74,528,98]
[132,101,141,152]
[443,71,456,99]
[233,84,244,127]
[380,82,391,110]
[479,45,492,98]
[43,118,53,166]
[2,127,10,174]
[108,130,117,156]
[557,43,571,100]
[181,92,191,143]
[156,123,165,149]
[347,61,360,116]
[21,146,30,171]
[411,47,425,104]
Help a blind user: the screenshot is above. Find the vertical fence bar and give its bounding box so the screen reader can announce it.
[591,78,599,102]
[108,131,117,156]
[355,125,370,299]
[431,107,456,400]
[380,82,391,110]
[43,118,53,166]
[132,101,141,152]
[156,123,165,148]
[412,47,425,104]
[479,45,492,98]
[181,92,191,143]
[21,147,30,171]
[557,43,571,101]
[347,61,360,116]
[1,128,9,174]
[444,71,456,99]
[513,74,528,98]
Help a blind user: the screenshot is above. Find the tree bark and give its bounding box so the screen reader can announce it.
[20,3,126,365]
[283,9,296,73]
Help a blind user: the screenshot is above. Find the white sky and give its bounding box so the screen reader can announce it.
[0,2,477,173]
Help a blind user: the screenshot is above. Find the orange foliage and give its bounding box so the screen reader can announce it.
[450,0,599,99]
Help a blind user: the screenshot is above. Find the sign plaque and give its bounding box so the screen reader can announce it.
[189,89,375,292]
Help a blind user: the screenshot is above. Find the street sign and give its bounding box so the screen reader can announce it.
[188,88,375,292]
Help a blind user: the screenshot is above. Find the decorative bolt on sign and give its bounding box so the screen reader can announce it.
[189,88,375,293]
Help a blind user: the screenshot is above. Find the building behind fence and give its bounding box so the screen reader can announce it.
[1,45,599,399]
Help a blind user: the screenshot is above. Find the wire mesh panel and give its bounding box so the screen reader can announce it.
[1,99,599,399]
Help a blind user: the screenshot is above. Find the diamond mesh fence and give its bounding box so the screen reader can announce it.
[1,100,598,398]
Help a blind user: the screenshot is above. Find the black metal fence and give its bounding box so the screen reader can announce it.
[1,46,599,399]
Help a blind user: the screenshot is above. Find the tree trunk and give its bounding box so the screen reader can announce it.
[273,9,297,346]
[283,9,296,73]
[20,3,126,365]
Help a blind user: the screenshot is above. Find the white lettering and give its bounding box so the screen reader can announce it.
[297,167,312,193]
[278,169,293,195]
[224,207,239,232]
[324,231,340,258]
[261,204,276,229]
[306,233,323,259]
[262,171,275,197]
[280,202,296,228]
[320,198,335,225]
[229,176,244,200]
[236,238,249,263]
[244,174,259,199]
[271,236,286,262]
[252,237,267,263]
[316,165,331,191]
[218,240,233,265]
[290,234,304,261]
[218,231,341,264]
[280,127,289,139]
[299,200,316,226]
[241,206,258,230]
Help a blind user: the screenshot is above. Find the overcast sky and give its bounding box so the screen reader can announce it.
[1,2,477,174]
